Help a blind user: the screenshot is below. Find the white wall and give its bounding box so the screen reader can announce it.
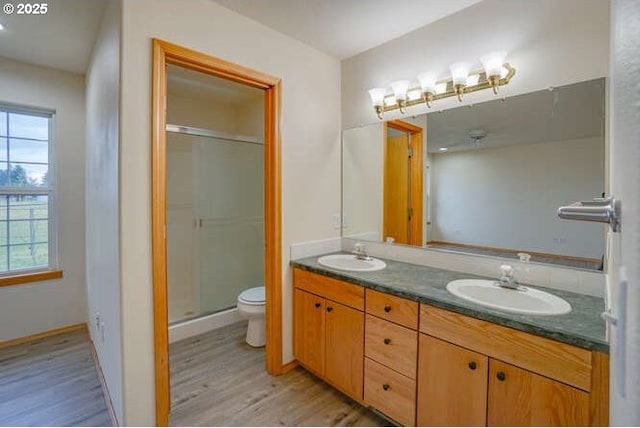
[342,0,610,128]
[0,58,87,342]
[431,137,605,259]
[85,0,123,423]
[342,123,383,240]
[119,0,341,424]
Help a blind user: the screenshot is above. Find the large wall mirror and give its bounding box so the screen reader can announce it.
[343,78,606,271]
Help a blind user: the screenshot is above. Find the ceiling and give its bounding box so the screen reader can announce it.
[0,0,106,74]
[427,78,605,153]
[0,0,480,74]
[211,0,482,59]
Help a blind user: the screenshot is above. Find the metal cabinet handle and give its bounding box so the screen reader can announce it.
[497,371,506,381]
[384,305,392,313]
[383,338,391,345]
[314,302,321,308]
[382,383,390,391]
[468,361,477,370]
[326,307,333,313]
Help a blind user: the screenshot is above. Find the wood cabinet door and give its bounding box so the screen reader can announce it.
[417,334,488,426]
[325,301,364,400]
[293,289,325,376]
[488,359,589,427]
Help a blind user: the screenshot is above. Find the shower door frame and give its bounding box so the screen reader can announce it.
[151,39,283,426]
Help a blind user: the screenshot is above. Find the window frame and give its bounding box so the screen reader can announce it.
[0,103,59,279]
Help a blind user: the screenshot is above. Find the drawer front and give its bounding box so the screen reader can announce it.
[420,304,592,391]
[365,314,417,378]
[366,289,419,329]
[293,268,364,310]
[364,357,416,426]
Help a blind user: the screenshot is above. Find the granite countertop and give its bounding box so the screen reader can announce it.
[291,253,608,353]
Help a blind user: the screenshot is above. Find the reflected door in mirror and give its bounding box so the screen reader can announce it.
[384,120,423,246]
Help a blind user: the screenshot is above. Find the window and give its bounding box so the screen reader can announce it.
[0,105,56,276]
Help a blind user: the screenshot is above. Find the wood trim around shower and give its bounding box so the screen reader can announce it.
[151,38,283,426]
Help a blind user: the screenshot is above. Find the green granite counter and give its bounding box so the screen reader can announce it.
[291,253,608,353]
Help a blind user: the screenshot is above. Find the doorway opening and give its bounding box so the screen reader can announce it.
[151,39,282,426]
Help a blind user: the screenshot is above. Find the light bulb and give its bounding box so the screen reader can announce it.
[480,51,507,78]
[390,80,410,101]
[449,63,470,86]
[390,80,410,113]
[368,88,386,107]
[417,72,437,94]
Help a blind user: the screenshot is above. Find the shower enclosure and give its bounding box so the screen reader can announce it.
[166,125,264,324]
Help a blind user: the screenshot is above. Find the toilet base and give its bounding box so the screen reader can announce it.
[245,318,265,347]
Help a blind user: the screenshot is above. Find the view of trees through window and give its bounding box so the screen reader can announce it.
[0,108,52,273]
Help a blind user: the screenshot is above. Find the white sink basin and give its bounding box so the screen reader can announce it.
[318,254,386,272]
[446,279,571,316]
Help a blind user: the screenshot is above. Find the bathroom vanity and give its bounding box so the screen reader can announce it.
[290,255,609,427]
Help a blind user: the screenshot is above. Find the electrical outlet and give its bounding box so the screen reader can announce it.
[95,312,100,331]
[332,214,341,229]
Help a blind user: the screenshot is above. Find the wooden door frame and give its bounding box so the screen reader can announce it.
[383,120,424,246]
[151,39,283,426]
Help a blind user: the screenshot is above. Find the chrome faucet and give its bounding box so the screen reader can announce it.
[498,264,519,289]
[352,243,372,261]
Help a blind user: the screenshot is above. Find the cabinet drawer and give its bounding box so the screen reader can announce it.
[420,304,592,391]
[364,358,416,426]
[365,315,417,378]
[366,289,419,329]
[293,268,364,310]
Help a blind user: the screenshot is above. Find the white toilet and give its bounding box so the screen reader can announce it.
[237,286,266,347]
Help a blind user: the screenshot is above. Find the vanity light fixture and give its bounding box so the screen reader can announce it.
[390,80,411,113]
[367,51,515,119]
[368,88,386,119]
[449,62,470,101]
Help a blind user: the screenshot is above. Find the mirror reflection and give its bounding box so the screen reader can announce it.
[343,78,606,271]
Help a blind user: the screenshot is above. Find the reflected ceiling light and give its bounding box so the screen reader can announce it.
[0,24,4,31]
[367,52,515,119]
[439,147,448,152]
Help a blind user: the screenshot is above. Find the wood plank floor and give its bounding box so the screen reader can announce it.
[0,329,112,427]
[170,321,391,427]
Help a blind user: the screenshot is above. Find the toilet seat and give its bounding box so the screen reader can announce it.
[238,286,265,305]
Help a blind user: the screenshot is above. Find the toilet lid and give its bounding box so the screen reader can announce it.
[239,286,265,304]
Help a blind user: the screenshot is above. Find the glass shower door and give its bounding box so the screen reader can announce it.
[193,137,264,315]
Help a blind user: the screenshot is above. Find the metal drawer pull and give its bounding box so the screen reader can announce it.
[497,371,506,381]
[314,302,321,308]
[384,305,392,313]
[468,361,477,370]
[383,338,391,345]
[382,383,390,391]
[326,306,333,312]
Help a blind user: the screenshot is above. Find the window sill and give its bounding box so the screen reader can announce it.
[0,270,63,287]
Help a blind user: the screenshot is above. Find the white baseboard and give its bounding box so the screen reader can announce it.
[89,338,119,427]
[169,308,242,343]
